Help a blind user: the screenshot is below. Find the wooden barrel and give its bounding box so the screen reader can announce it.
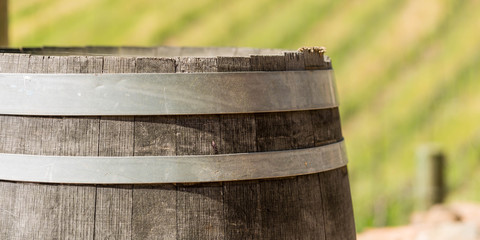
[0,46,355,239]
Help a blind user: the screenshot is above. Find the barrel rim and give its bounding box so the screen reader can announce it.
[0,46,288,57]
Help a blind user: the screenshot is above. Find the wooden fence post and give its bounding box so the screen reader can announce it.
[416,144,446,211]
[0,0,7,47]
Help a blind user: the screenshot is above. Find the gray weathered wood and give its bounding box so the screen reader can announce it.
[0,52,29,239]
[255,112,293,152]
[0,181,17,239]
[177,183,225,239]
[218,58,259,239]
[135,57,176,73]
[250,55,286,71]
[176,57,225,240]
[312,108,343,146]
[217,58,262,239]
[134,116,177,157]
[217,56,251,72]
[95,185,133,240]
[132,185,177,240]
[175,115,221,155]
[0,48,355,239]
[26,54,45,73]
[0,53,29,72]
[252,54,336,240]
[319,167,356,239]
[98,116,135,157]
[284,51,306,71]
[95,57,136,240]
[131,56,178,240]
[44,55,97,240]
[223,181,262,239]
[301,47,332,70]
[259,175,326,240]
[0,53,98,240]
[255,79,326,239]
[218,114,257,154]
[178,57,218,72]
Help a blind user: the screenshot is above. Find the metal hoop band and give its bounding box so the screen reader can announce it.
[0,141,347,184]
[0,70,337,116]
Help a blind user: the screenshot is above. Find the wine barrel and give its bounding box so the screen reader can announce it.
[0,46,355,240]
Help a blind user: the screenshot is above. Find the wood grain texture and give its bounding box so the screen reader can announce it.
[95,57,136,240]
[250,55,286,71]
[217,57,263,239]
[254,69,325,238]
[294,174,328,240]
[284,51,306,71]
[0,53,30,239]
[303,49,332,70]
[0,53,27,239]
[95,117,133,239]
[0,53,98,240]
[177,57,218,72]
[223,181,262,239]
[176,57,225,240]
[132,122,177,240]
[59,56,99,240]
[0,53,29,72]
[135,57,176,73]
[218,114,257,154]
[131,57,178,240]
[132,185,177,240]
[134,116,177,157]
[0,181,17,239]
[312,108,343,146]
[175,115,221,156]
[217,56,251,72]
[259,175,327,240]
[0,114,25,155]
[255,112,295,152]
[319,167,356,240]
[42,55,97,240]
[0,49,355,239]
[177,184,225,239]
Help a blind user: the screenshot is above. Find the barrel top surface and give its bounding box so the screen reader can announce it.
[0,46,288,57]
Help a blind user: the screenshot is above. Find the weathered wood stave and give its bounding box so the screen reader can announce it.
[0,47,355,240]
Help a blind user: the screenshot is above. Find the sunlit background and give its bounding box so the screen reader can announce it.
[4,0,480,232]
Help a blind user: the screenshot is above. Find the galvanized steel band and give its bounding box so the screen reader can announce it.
[0,140,348,184]
[0,70,338,116]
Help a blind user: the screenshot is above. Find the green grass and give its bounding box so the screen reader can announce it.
[8,0,480,232]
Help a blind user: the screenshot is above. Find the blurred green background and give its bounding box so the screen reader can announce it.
[5,0,480,232]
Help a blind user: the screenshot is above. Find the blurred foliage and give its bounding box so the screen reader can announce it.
[8,0,480,232]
